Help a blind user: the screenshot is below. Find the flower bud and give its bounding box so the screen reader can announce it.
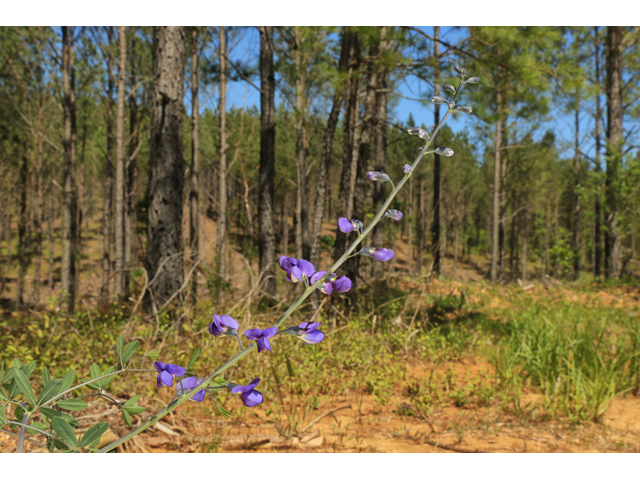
[432,96,447,105]
[384,209,403,221]
[403,164,412,174]
[444,84,456,94]
[465,76,480,84]
[407,127,429,140]
[434,147,454,157]
[454,105,473,114]
[367,171,391,182]
[454,64,466,76]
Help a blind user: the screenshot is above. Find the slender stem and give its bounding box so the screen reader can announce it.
[17,405,29,453]
[236,333,244,350]
[8,421,80,452]
[0,428,50,449]
[41,368,156,407]
[99,103,456,454]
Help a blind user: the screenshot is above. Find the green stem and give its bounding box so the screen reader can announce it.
[41,369,156,407]
[98,105,455,454]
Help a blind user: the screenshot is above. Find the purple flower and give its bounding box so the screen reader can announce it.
[357,247,395,262]
[368,171,391,182]
[209,314,239,336]
[338,217,356,233]
[230,378,264,407]
[310,271,352,295]
[245,327,278,353]
[297,321,325,344]
[154,362,186,388]
[384,209,403,221]
[176,377,205,402]
[403,164,412,174]
[278,255,315,283]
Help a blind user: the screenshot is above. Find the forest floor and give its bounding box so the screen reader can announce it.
[2,216,640,453]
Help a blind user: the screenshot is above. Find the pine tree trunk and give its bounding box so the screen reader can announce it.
[604,26,623,279]
[189,27,201,302]
[217,26,228,301]
[146,26,186,308]
[100,27,115,305]
[490,94,502,282]
[371,27,390,279]
[18,91,29,306]
[431,26,442,276]
[258,26,277,296]
[522,207,529,283]
[48,181,56,290]
[33,94,45,305]
[125,30,139,298]
[309,29,352,266]
[61,26,78,314]
[594,26,603,278]
[334,32,361,261]
[573,90,581,280]
[114,26,127,300]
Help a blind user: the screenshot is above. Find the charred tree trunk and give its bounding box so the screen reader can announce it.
[189,27,201,302]
[334,32,361,261]
[33,93,45,304]
[292,27,311,261]
[258,26,277,296]
[100,26,115,305]
[371,27,390,279]
[18,104,28,307]
[604,26,623,279]
[309,29,352,266]
[61,26,78,313]
[594,26,603,278]
[431,26,443,276]
[125,29,140,297]
[146,26,186,308]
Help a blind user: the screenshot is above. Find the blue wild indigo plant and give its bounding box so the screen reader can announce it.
[0,64,478,452]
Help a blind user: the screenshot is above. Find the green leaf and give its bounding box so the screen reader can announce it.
[116,334,124,365]
[123,394,140,408]
[56,398,88,411]
[58,370,75,394]
[89,363,101,380]
[14,405,24,422]
[42,367,51,386]
[121,408,132,428]
[215,402,233,419]
[122,341,139,364]
[79,422,109,448]
[37,378,63,406]
[13,367,37,405]
[187,347,202,370]
[285,356,295,379]
[29,421,48,435]
[98,366,116,389]
[12,358,23,369]
[0,403,7,428]
[21,361,37,378]
[51,417,78,448]
[123,405,146,414]
[2,367,15,384]
[80,378,100,391]
[211,376,229,387]
[40,407,78,427]
[0,386,8,401]
[147,350,160,360]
